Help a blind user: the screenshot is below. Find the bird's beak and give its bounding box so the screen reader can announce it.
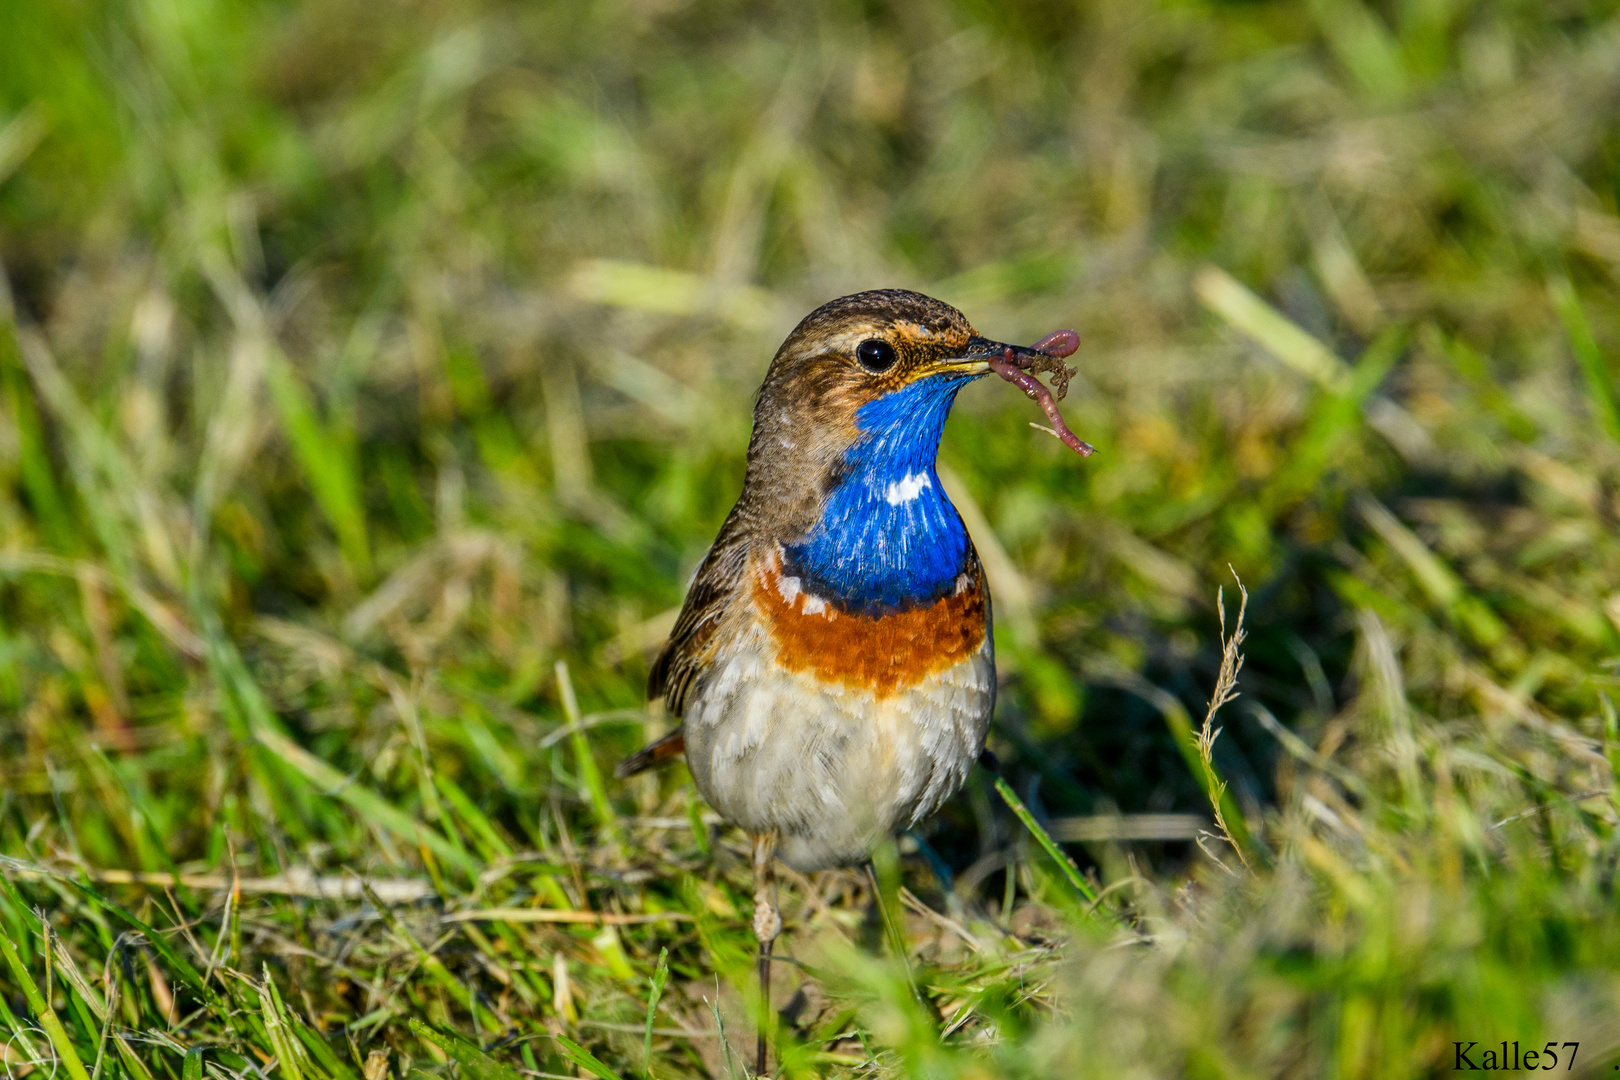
[923,335,1047,377]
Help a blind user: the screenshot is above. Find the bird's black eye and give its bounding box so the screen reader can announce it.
[856,339,897,372]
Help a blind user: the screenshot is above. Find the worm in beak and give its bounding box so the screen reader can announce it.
[987,328,1094,457]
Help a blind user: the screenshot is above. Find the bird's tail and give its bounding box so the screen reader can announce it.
[614,726,686,779]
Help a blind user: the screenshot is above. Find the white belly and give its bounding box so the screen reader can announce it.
[682,623,994,871]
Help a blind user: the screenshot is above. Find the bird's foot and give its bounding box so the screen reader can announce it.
[752,890,782,945]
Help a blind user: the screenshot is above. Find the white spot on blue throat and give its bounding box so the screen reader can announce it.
[884,472,931,506]
[783,372,979,613]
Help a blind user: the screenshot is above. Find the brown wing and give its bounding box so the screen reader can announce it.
[614,727,685,778]
[647,505,755,717]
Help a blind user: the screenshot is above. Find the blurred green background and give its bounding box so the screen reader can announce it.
[4,1,1620,1077]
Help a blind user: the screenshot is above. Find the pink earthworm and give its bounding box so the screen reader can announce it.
[988,329,1094,458]
[1032,328,1079,358]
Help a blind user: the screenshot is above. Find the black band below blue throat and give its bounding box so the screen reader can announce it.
[778,543,968,617]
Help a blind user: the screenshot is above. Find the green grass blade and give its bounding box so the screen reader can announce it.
[552,1035,626,1080]
[1602,695,1620,825]
[990,774,1099,906]
[1548,273,1620,445]
[643,947,668,1077]
[434,773,514,861]
[556,662,621,845]
[1425,325,1539,442]
[1309,0,1410,105]
[264,354,372,581]
[406,1019,522,1080]
[0,927,93,1080]
[49,877,231,1019]
[369,889,497,1028]
[113,1035,157,1080]
[255,727,480,877]
[1356,495,1510,653]
[1193,265,1350,391]
[0,986,41,1062]
[1267,326,1405,510]
[0,338,72,549]
[291,1013,357,1080]
[258,966,306,1080]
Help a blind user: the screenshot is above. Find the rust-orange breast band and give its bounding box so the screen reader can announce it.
[751,554,986,699]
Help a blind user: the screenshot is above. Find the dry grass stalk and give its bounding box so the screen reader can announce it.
[1200,574,1250,870]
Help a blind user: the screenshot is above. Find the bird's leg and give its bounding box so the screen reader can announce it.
[751,833,781,1077]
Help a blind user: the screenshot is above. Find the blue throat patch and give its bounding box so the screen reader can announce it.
[783,373,978,614]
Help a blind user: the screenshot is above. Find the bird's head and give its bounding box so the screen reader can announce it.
[753,289,1045,444]
[743,289,1046,612]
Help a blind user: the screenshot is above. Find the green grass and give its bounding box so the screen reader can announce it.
[4,0,1620,1077]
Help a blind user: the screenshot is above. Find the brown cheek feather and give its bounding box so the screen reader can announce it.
[751,558,986,699]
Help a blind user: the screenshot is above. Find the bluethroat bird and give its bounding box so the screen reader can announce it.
[616,289,1086,1073]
